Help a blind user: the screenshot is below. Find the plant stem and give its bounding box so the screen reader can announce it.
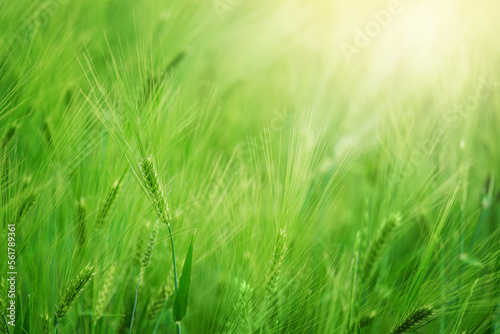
[168,223,181,334]
[153,223,179,334]
[176,322,182,334]
[152,297,168,334]
[167,223,179,291]
[128,279,141,334]
[2,314,10,334]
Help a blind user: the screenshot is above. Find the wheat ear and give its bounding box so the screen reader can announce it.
[55,264,95,326]
[96,180,121,227]
[15,193,37,224]
[1,124,17,149]
[40,312,51,334]
[148,285,172,320]
[76,197,86,245]
[362,213,401,281]
[138,157,171,225]
[140,220,160,280]
[265,229,288,298]
[390,305,435,334]
[129,220,160,334]
[94,264,117,324]
[226,280,253,333]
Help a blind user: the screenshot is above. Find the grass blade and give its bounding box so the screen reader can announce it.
[173,231,195,323]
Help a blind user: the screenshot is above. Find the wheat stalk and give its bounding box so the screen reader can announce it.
[348,232,361,333]
[129,220,160,334]
[0,314,7,334]
[138,155,181,334]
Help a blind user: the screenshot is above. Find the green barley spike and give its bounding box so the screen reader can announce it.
[348,232,361,333]
[55,264,95,325]
[139,157,171,225]
[362,213,401,281]
[94,264,117,324]
[0,278,6,312]
[226,280,253,333]
[96,180,121,227]
[15,193,37,224]
[40,312,52,334]
[1,124,17,149]
[359,310,377,328]
[148,285,172,320]
[134,235,146,266]
[42,119,52,147]
[76,197,86,245]
[140,220,160,280]
[0,316,6,333]
[129,221,160,334]
[390,305,435,334]
[265,229,288,298]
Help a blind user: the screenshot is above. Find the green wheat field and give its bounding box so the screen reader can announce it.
[1,0,500,333]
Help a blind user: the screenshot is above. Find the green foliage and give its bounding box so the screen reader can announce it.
[1,0,500,333]
[173,234,194,322]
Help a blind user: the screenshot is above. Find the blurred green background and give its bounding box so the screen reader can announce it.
[1,0,500,333]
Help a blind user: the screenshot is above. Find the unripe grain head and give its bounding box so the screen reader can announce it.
[139,220,160,280]
[139,157,171,225]
[94,264,117,323]
[265,229,288,298]
[362,213,401,281]
[55,264,95,324]
[96,180,121,228]
[390,305,435,334]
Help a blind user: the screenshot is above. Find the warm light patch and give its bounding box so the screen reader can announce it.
[395,1,458,60]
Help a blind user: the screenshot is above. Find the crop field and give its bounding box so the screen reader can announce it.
[1,0,500,333]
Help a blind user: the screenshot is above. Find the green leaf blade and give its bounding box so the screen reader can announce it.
[173,234,195,322]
